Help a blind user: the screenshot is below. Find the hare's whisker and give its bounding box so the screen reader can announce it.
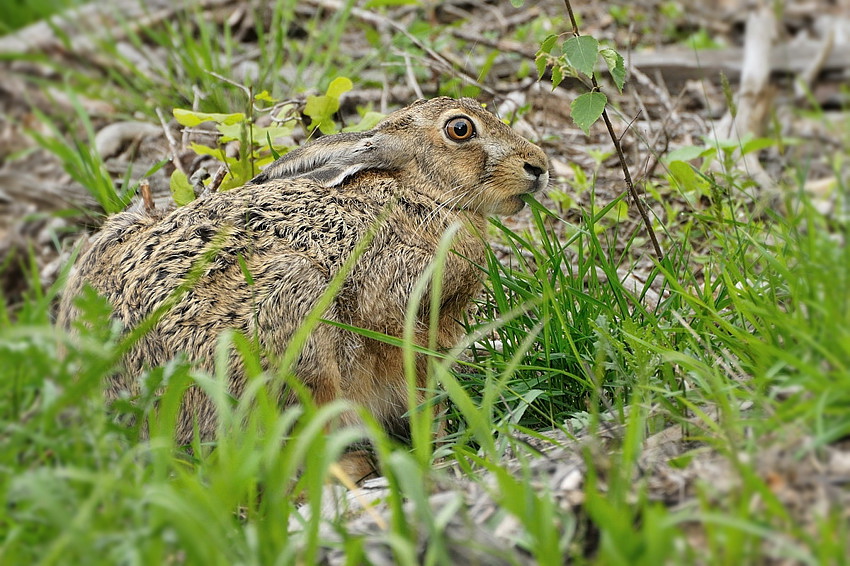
[420,189,466,228]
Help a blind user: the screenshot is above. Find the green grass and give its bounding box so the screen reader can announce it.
[3,2,850,564]
[3,166,847,563]
[0,0,87,35]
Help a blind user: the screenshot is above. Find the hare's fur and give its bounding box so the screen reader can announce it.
[59,97,548,477]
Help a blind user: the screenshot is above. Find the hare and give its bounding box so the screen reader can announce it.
[58,97,549,480]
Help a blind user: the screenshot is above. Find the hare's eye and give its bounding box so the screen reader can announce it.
[445,117,475,141]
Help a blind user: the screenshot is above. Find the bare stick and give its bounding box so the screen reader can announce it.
[209,166,227,194]
[156,106,188,177]
[562,0,664,263]
[140,179,155,214]
[303,0,498,98]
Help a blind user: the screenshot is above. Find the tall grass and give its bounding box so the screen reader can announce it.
[2,148,847,563]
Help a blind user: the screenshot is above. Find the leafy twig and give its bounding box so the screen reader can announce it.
[562,0,664,262]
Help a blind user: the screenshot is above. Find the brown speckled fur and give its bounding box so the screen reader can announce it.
[58,97,548,479]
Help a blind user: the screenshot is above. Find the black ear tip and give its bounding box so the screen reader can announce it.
[248,172,268,185]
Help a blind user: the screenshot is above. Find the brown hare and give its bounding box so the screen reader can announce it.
[58,97,549,480]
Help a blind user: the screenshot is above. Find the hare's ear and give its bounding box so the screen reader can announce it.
[249,131,408,187]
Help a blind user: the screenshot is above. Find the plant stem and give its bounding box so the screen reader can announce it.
[562,0,664,263]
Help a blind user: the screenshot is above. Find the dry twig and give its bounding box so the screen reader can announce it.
[156,107,188,177]
[140,179,155,214]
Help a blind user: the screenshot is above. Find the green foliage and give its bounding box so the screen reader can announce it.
[686,28,724,50]
[535,33,626,133]
[607,2,722,49]
[663,134,797,210]
[170,78,383,201]
[464,192,644,429]
[562,35,598,78]
[171,102,293,195]
[599,48,626,92]
[16,1,368,119]
[169,169,195,206]
[171,110,246,127]
[454,170,847,561]
[571,91,608,134]
[304,76,354,134]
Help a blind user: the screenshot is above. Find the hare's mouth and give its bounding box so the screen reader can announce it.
[500,193,530,215]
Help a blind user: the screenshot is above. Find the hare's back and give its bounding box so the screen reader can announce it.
[64,178,395,325]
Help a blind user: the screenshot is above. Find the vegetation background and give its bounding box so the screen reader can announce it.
[0,0,848,564]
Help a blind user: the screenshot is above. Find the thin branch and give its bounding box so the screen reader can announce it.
[562,0,664,263]
[303,0,498,97]
[156,106,188,177]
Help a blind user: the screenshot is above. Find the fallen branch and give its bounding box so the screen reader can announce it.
[716,5,776,190]
[629,39,845,84]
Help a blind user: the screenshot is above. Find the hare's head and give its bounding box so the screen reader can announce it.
[252,97,548,216]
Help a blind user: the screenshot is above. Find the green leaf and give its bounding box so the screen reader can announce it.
[509,0,524,6]
[665,145,710,163]
[266,132,281,160]
[599,47,626,92]
[460,84,481,98]
[539,34,559,55]
[325,76,353,100]
[303,96,338,134]
[236,254,255,285]
[215,122,244,143]
[668,160,698,191]
[216,122,293,144]
[741,137,776,155]
[189,142,227,162]
[274,103,297,122]
[173,109,245,127]
[254,90,275,103]
[571,91,607,134]
[342,111,385,132]
[562,35,598,78]
[304,77,354,135]
[142,157,169,178]
[256,153,277,169]
[261,125,295,142]
[219,159,255,191]
[707,135,749,152]
[170,169,195,206]
[551,64,564,89]
[535,52,549,79]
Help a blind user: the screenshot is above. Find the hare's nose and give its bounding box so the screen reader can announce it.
[523,161,549,193]
[524,163,545,179]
